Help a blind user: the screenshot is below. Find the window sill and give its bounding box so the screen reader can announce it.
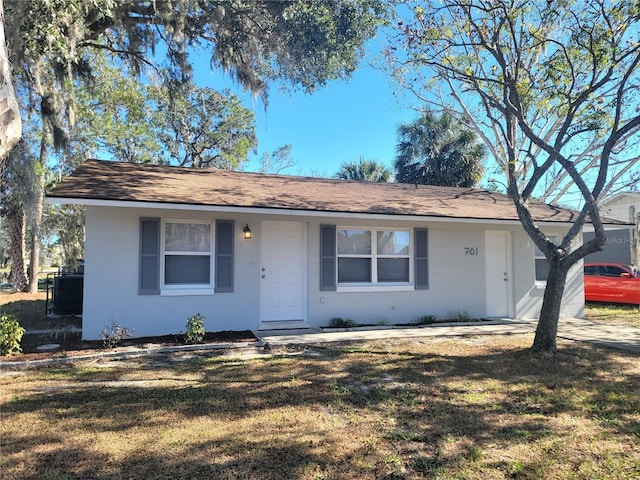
[161,288,215,296]
[337,285,415,293]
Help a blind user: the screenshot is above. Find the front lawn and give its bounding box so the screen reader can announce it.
[585,302,640,328]
[1,336,639,479]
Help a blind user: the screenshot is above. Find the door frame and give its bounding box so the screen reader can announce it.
[259,220,308,323]
[484,230,513,318]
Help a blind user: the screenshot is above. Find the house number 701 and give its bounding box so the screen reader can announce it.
[464,247,478,256]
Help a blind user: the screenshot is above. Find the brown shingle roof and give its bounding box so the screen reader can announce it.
[47,159,580,223]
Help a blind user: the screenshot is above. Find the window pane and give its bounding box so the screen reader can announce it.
[535,258,549,281]
[338,258,371,282]
[584,265,597,276]
[165,223,211,252]
[601,266,624,277]
[165,255,210,284]
[338,230,371,255]
[378,258,410,282]
[377,231,410,255]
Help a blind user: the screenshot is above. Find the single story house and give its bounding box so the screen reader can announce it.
[47,159,586,340]
[585,192,639,267]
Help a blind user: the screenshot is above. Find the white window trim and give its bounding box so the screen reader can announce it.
[336,227,413,289]
[161,219,215,295]
[337,285,415,293]
[160,285,214,297]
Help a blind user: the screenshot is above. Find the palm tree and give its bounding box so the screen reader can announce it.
[395,111,486,187]
[336,157,391,182]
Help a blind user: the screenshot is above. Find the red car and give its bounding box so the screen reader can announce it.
[584,263,640,305]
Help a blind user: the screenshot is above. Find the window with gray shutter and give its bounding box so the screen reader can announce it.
[215,220,234,292]
[414,228,429,290]
[320,224,336,291]
[139,218,160,295]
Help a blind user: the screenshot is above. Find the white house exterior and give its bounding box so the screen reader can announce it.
[47,160,586,340]
[599,193,640,267]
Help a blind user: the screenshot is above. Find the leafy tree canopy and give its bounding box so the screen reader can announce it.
[5,0,391,103]
[66,54,257,169]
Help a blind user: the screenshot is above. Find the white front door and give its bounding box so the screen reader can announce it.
[260,221,307,322]
[485,231,512,317]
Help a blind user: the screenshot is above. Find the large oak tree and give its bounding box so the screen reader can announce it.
[387,0,640,352]
[1,0,390,291]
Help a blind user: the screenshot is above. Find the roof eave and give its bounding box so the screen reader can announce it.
[45,196,578,227]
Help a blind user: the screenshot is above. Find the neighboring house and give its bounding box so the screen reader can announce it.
[584,192,639,267]
[47,159,587,340]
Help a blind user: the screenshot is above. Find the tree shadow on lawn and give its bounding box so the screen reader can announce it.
[1,297,82,333]
[2,339,639,479]
[13,434,390,480]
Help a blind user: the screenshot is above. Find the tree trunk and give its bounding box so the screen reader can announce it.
[531,262,570,353]
[26,185,43,292]
[0,0,22,161]
[27,143,47,293]
[8,205,27,292]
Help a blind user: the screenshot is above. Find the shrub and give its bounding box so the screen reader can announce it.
[328,317,357,328]
[185,313,206,343]
[449,310,473,322]
[0,313,25,356]
[414,314,437,325]
[100,322,133,349]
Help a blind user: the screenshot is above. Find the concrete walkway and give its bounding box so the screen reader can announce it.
[258,317,640,353]
[554,317,640,353]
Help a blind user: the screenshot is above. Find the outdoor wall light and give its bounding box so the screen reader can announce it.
[243,224,252,239]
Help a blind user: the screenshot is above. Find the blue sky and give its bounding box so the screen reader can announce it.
[196,47,414,178]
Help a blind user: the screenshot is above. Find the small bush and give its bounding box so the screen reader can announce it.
[100,322,133,349]
[0,313,25,356]
[185,313,206,343]
[449,310,472,322]
[414,314,437,325]
[328,317,357,328]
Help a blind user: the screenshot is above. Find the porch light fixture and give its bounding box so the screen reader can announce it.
[243,224,252,239]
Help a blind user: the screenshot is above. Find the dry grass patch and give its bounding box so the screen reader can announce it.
[0,291,48,328]
[585,302,640,328]
[2,335,639,479]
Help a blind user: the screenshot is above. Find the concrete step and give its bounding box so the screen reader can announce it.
[257,320,312,331]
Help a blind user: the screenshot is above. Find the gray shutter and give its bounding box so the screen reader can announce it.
[415,228,429,290]
[139,218,160,295]
[215,220,234,292]
[320,224,336,291]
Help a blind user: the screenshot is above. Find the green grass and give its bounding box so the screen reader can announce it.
[585,302,640,328]
[1,336,639,479]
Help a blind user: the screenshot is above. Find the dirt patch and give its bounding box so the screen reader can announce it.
[7,330,259,363]
[2,292,258,362]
